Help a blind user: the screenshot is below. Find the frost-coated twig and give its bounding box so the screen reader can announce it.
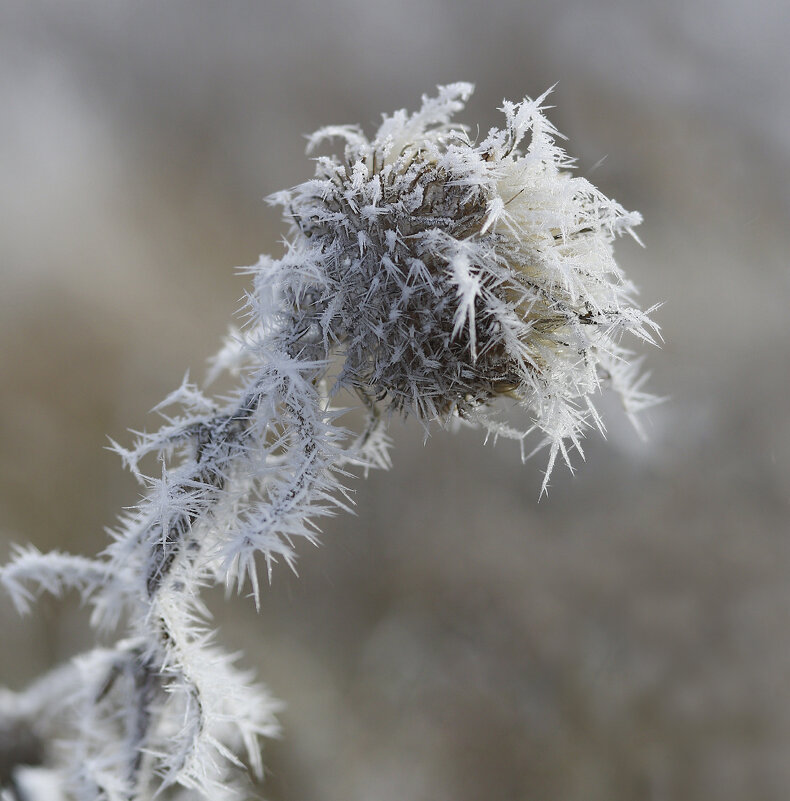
[0,84,659,799]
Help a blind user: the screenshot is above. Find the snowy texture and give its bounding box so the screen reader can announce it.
[0,85,657,799]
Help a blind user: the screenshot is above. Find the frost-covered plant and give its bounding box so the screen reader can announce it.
[0,84,658,800]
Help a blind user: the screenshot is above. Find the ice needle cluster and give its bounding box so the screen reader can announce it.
[0,84,657,800]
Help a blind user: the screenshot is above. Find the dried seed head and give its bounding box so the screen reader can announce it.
[0,83,662,801]
[265,83,658,480]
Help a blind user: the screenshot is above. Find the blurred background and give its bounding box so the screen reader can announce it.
[1,1,789,799]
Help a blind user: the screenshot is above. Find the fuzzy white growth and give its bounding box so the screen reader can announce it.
[0,84,657,799]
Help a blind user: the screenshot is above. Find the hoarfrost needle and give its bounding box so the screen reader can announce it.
[0,84,658,799]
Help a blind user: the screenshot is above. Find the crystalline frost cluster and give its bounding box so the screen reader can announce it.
[0,84,657,800]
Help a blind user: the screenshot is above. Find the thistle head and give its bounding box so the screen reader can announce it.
[264,83,657,483]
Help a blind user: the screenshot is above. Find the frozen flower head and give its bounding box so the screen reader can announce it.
[0,83,660,801]
[265,82,658,486]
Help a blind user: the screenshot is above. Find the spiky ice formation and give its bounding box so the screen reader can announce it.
[266,82,658,488]
[0,84,657,801]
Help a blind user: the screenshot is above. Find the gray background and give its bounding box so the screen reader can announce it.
[1,1,789,799]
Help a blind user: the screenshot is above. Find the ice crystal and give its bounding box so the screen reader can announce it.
[274,82,657,488]
[0,84,657,800]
